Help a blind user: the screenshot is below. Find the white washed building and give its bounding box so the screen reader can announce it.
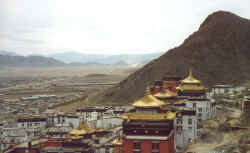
[47,113,79,128]
[185,98,216,121]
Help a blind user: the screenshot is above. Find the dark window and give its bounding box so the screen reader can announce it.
[177,119,182,124]
[152,143,159,149]
[193,103,196,108]
[177,126,182,131]
[188,119,192,125]
[198,108,202,112]
[133,142,141,149]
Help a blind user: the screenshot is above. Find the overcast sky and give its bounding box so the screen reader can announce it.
[0,0,249,55]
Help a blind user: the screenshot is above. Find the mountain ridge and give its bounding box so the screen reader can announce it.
[0,54,64,67]
[88,11,250,105]
[48,52,164,65]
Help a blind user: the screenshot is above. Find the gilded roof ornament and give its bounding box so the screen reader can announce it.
[69,121,95,136]
[181,68,201,84]
[131,86,165,108]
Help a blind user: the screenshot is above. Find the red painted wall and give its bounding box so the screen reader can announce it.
[141,141,152,153]
[122,140,133,153]
[170,134,174,153]
[163,81,180,92]
[122,138,174,153]
[159,140,171,153]
[15,149,38,153]
[40,140,61,147]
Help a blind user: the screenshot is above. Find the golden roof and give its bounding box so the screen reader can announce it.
[112,138,123,145]
[177,85,205,91]
[95,128,106,132]
[120,111,176,121]
[131,85,165,108]
[69,122,95,135]
[173,99,185,104]
[153,88,178,99]
[181,69,201,84]
[71,135,83,140]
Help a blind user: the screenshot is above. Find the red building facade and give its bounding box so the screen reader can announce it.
[120,87,176,153]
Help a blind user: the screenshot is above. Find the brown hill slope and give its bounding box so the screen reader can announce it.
[89,11,250,105]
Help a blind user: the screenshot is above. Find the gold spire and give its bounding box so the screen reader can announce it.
[131,86,165,108]
[181,68,201,84]
[145,83,151,95]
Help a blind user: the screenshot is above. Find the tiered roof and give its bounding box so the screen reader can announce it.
[131,85,165,108]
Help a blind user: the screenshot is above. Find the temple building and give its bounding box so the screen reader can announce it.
[120,86,176,153]
[176,69,205,98]
[153,83,197,152]
[47,113,79,128]
[153,88,179,104]
[151,80,163,94]
[176,69,216,121]
[162,76,182,93]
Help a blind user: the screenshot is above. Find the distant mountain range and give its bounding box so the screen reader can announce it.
[47,52,164,65]
[0,50,163,67]
[0,51,18,56]
[0,52,64,67]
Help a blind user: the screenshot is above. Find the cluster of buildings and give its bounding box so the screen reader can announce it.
[0,106,125,153]
[118,69,216,153]
[3,68,250,153]
[0,93,84,121]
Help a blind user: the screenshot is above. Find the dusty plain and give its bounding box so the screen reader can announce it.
[0,65,138,117]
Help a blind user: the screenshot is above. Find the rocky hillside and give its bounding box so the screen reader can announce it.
[89,11,250,105]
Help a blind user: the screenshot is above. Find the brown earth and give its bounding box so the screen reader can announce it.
[89,11,250,105]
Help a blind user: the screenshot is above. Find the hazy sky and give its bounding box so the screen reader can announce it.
[0,0,249,55]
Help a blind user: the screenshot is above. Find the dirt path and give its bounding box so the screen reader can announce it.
[185,132,240,153]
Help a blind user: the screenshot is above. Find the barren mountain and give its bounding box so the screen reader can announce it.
[88,11,250,105]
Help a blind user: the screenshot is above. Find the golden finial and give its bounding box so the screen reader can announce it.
[189,68,193,77]
[145,83,151,95]
[180,67,201,84]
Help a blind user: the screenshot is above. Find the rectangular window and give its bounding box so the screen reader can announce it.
[177,126,182,131]
[152,143,159,149]
[177,119,182,124]
[188,119,192,125]
[198,108,202,112]
[133,142,141,149]
[193,103,196,108]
